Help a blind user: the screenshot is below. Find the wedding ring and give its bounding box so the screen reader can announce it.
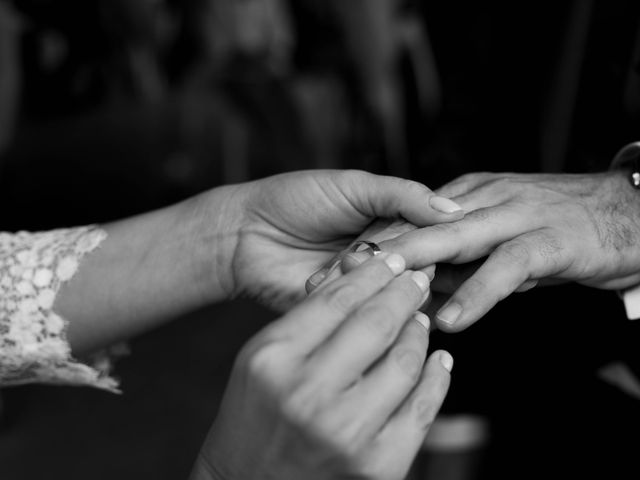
[305,240,383,293]
[351,240,382,256]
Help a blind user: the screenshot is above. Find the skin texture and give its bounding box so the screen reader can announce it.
[220,169,462,311]
[45,170,460,477]
[332,170,640,332]
[56,169,462,351]
[191,253,452,480]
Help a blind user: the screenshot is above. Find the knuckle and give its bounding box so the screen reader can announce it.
[405,179,432,196]
[481,176,517,198]
[358,305,397,343]
[466,207,493,222]
[533,231,564,266]
[331,423,366,457]
[456,172,484,186]
[391,346,423,382]
[424,222,461,242]
[280,381,323,426]
[302,413,365,459]
[461,275,488,298]
[496,241,531,267]
[487,173,516,187]
[411,397,438,431]
[456,173,477,184]
[237,340,283,380]
[322,282,363,315]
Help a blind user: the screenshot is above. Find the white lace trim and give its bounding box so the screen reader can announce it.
[0,226,120,392]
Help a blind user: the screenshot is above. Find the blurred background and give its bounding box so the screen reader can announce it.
[2,1,640,479]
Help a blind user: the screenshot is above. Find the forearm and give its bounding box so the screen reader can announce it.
[56,183,244,355]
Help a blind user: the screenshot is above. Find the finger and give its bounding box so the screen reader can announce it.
[342,218,419,270]
[434,263,556,294]
[341,250,437,286]
[305,270,431,390]
[434,230,565,332]
[273,252,407,355]
[515,279,539,292]
[305,247,351,294]
[367,350,453,477]
[379,205,535,268]
[306,219,416,293]
[335,313,431,439]
[345,172,464,227]
[435,172,497,198]
[451,178,528,215]
[360,218,418,240]
[342,252,436,282]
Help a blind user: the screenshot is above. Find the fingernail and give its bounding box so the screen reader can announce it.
[305,270,327,293]
[343,251,370,268]
[423,265,436,282]
[413,312,430,331]
[439,351,454,372]
[430,196,463,214]
[411,270,430,293]
[436,301,462,326]
[382,253,405,275]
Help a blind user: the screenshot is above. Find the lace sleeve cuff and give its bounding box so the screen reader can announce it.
[0,226,120,392]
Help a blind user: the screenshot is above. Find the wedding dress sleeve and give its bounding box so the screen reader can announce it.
[0,226,119,392]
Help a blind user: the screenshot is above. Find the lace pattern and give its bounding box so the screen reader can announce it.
[0,226,119,392]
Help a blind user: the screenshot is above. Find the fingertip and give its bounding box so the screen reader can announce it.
[434,317,468,333]
[413,311,431,331]
[429,196,464,216]
[422,265,436,282]
[410,270,431,294]
[435,301,462,330]
[438,350,454,372]
[381,252,406,276]
[305,271,326,294]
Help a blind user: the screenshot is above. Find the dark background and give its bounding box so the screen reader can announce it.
[1,1,640,479]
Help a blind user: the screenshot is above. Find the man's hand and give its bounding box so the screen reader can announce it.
[372,171,640,331]
[191,253,452,480]
[225,170,463,311]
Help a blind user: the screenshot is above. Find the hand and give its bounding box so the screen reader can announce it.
[371,171,640,331]
[191,253,452,480]
[226,170,463,311]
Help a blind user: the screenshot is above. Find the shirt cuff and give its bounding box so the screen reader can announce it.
[610,141,640,169]
[610,142,640,320]
[620,284,640,320]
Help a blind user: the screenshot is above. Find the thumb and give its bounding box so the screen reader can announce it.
[344,172,465,227]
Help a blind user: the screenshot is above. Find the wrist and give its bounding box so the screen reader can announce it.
[187,183,250,304]
[591,170,640,289]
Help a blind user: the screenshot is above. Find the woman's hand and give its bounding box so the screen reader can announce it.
[224,170,463,310]
[52,169,459,353]
[191,253,453,480]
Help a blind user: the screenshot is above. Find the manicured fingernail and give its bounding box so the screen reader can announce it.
[382,253,405,275]
[344,251,370,267]
[439,351,454,372]
[305,270,326,293]
[411,271,430,293]
[430,195,463,214]
[436,301,462,326]
[413,312,430,331]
